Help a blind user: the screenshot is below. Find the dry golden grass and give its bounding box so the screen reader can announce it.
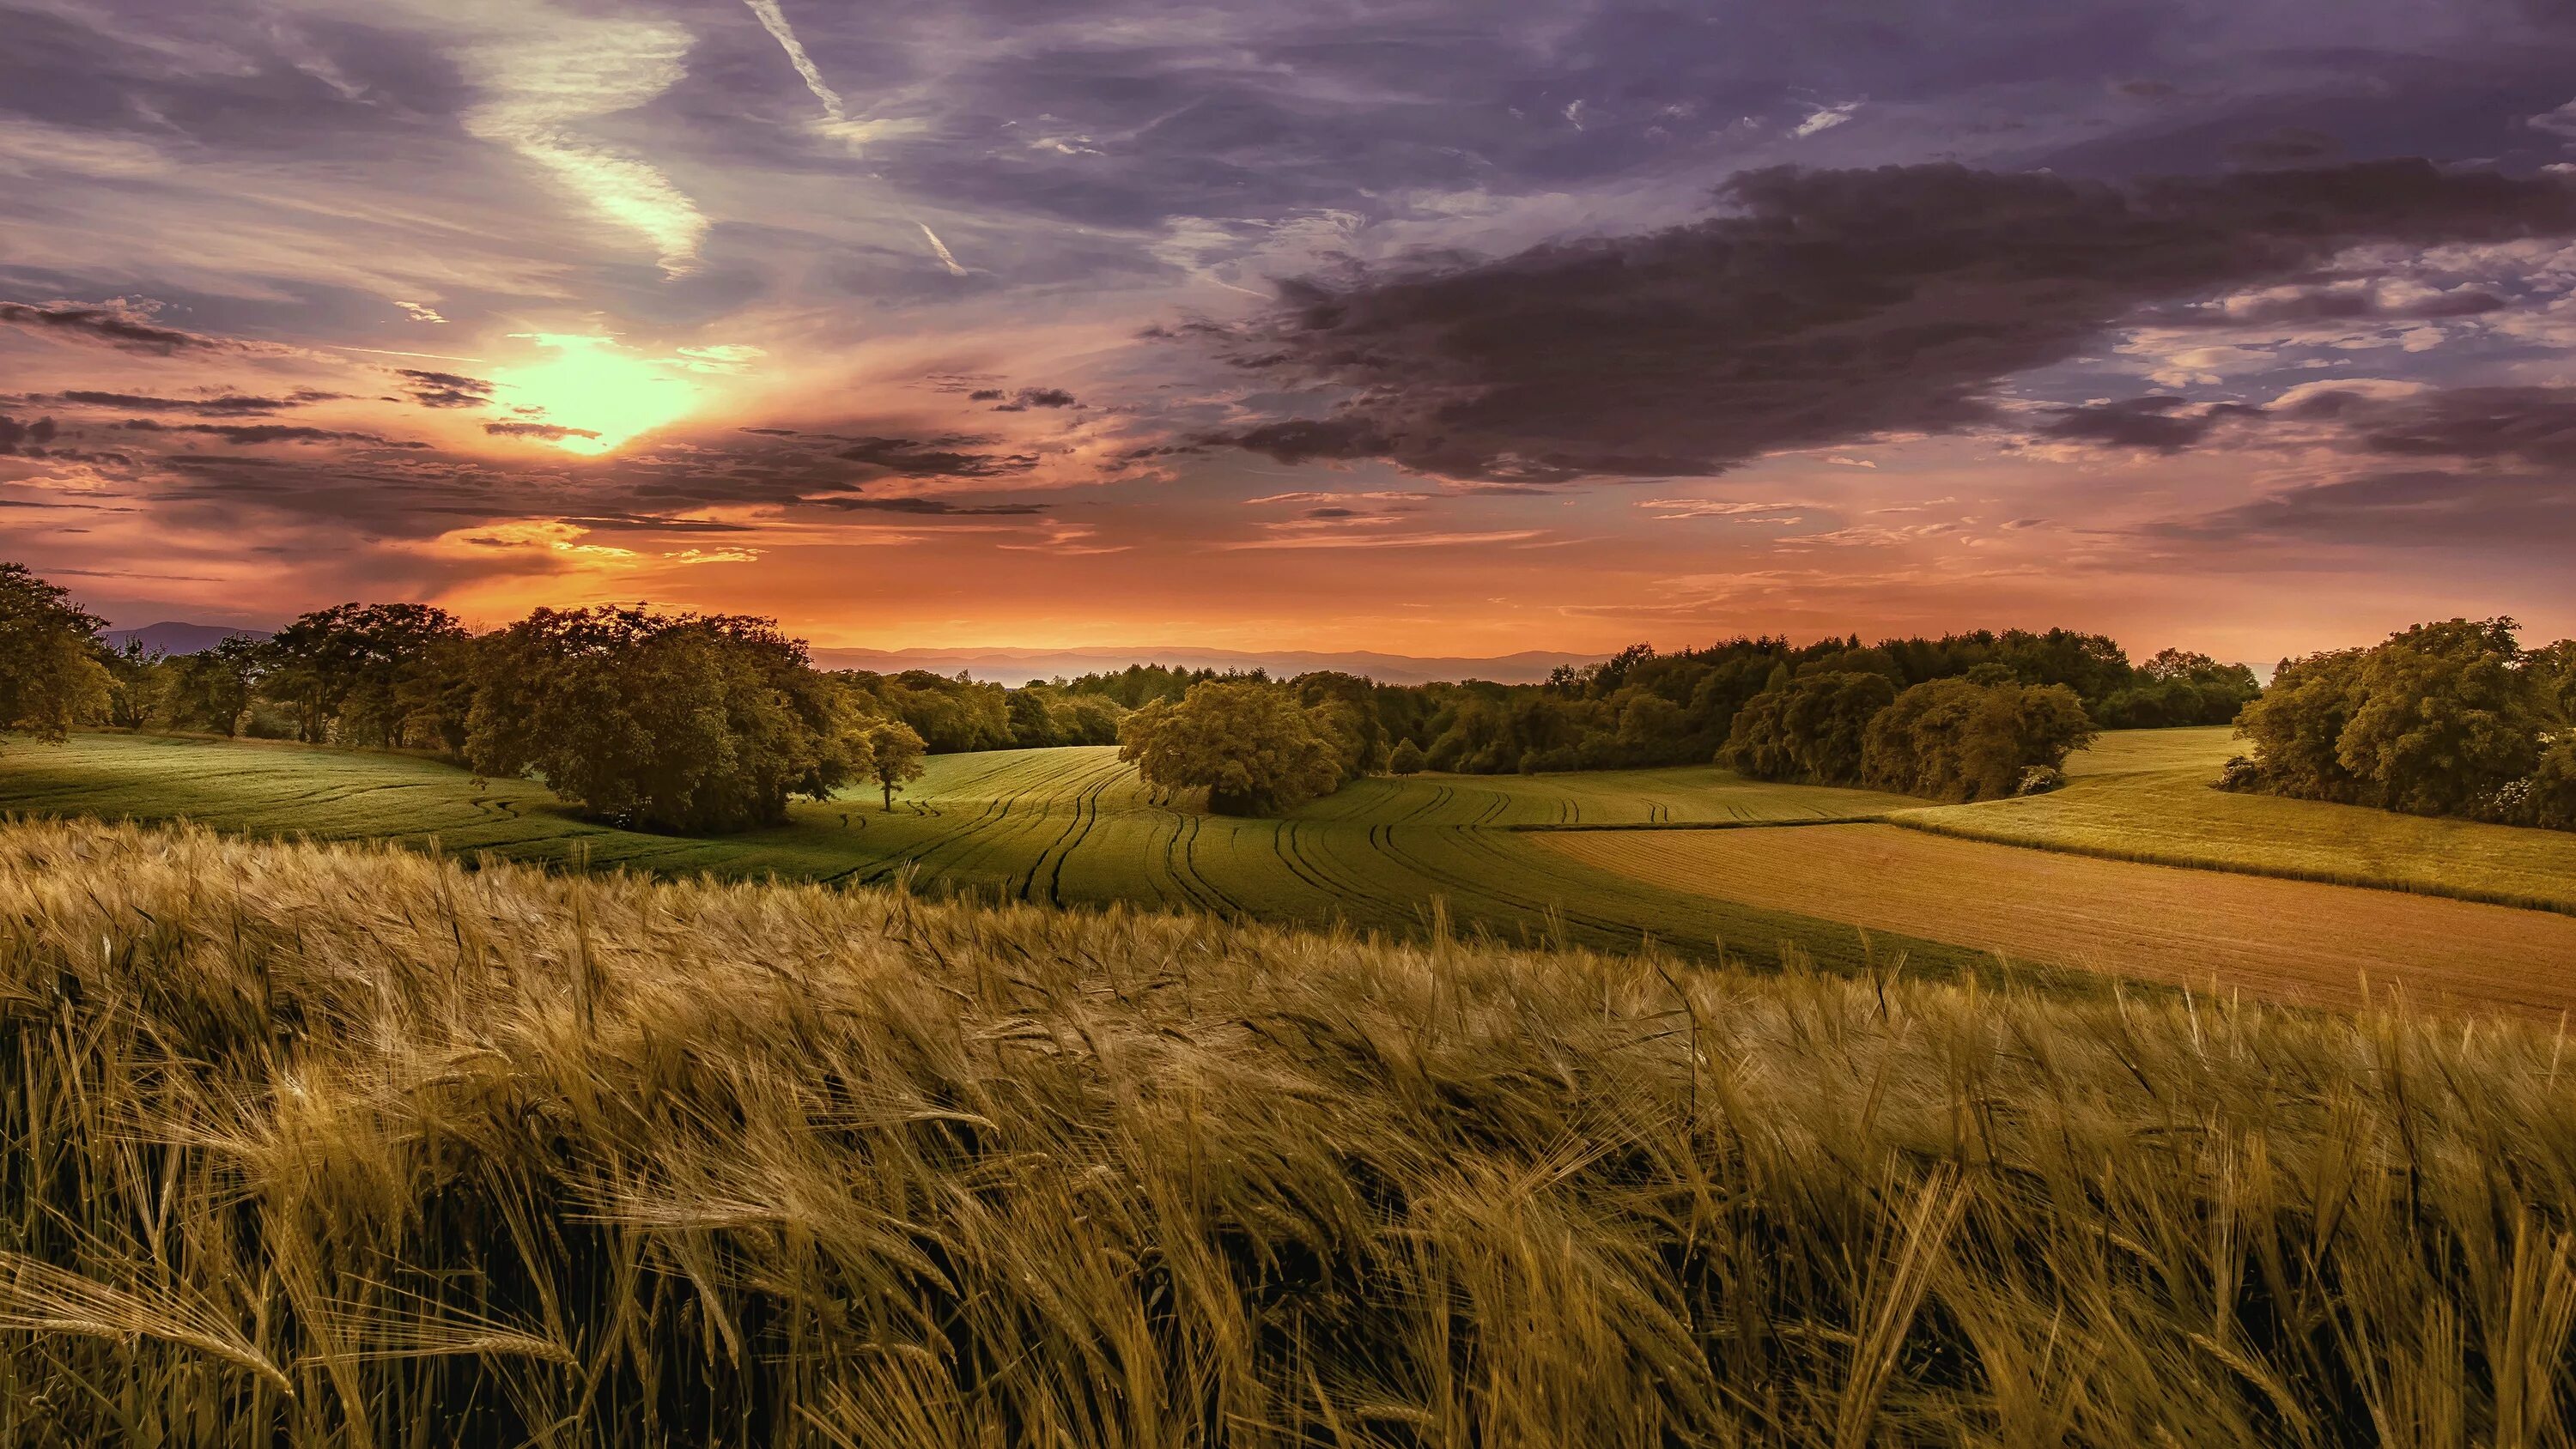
[1544,822,2576,1018]
[4,816,2576,1446]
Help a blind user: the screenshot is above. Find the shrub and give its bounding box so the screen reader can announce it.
[2016,764,2067,797]
[1388,738,1426,775]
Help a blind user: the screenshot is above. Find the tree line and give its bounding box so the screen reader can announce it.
[1085,628,2248,807]
[4,558,2272,828]
[3,566,948,833]
[2233,617,2576,831]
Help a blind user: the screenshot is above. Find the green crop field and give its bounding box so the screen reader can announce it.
[1892,726,2576,912]
[0,731,1984,977]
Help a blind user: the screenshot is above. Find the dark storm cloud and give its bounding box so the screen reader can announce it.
[0,301,235,355]
[2221,127,2341,168]
[46,390,343,415]
[555,514,757,534]
[483,421,603,441]
[1197,161,2576,482]
[396,370,496,409]
[837,435,1041,478]
[0,415,62,456]
[2035,397,2268,452]
[989,387,1079,412]
[2157,286,2509,328]
[118,419,420,447]
[2334,386,2576,468]
[2156,470,2576,549]
[817,495,1049,517]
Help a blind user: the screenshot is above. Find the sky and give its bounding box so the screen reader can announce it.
[4,0,2576,663]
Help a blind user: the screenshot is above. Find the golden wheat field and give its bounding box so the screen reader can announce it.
[1542,822,2576,1018]
[3,816,2576,1446]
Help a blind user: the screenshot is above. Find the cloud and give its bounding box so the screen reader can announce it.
[2331,385,2576,468]
[0,300,231,355]
[837,435,1040,477]
[2155,470,2576,549]
[1197,161,2576,482]
[1218,529,1545,551]
[46,391,341,415]
[457,18,708,277]
[2033,395,2269,452]
[397,369,498,409]
[118,420,420,447]
[2221,126,2341,168]
[989,386,1078,412]
[918,223,973,278]
[1790,101,1862,138]
[483,421,602,441]
[395,301,449,324]
[817,496,1048,516]
[1637,498,1809,519]
[739,0,850,124]
[0,414,60,456]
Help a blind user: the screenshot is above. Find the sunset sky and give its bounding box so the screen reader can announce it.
[5,0,2575,662]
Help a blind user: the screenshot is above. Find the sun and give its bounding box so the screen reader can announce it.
[490,334,702,455]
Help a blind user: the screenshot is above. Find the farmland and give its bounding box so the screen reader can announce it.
[0,732,1966,976]
[9,815,2576,1446]
[1543,823,2576,1020]
[1895,727,2576,912]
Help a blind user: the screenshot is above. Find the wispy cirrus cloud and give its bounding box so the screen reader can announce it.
[456,15,708,276]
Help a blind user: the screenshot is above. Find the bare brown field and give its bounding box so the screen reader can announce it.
[1545,822,2576,1019]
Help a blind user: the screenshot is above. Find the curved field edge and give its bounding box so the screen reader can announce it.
[1893,727,2576,917]
[0,732,2010,984]
[1881,812,2576,918]
[5,816,2575,1446]
[1539,823,2576,1022]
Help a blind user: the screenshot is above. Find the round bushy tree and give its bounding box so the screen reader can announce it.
[1118,681,1348,815]
[465,606,868,833]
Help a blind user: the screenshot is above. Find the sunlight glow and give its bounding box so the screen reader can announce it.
[491,334,703,454]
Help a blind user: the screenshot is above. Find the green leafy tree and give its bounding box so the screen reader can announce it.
[2333,619,2540,815]
[0,562,112,746]
[465,606,861,833]
[263,603,470,746]
[164,637,264,737]
[1862,678,2097,802]
[2235,648,2368,801]
[99,638,164,730]
[1722,672,1898,784]
[865,718,928,811]
[1119,681,1348,815]
[2239,620,2559,821]
[1388,738,1426,775]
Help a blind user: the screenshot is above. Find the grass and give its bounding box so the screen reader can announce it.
[1543,822,2576,1020]
[1894,727,2576,914]
[5,816,2576,1446]
[0,731,1977,979]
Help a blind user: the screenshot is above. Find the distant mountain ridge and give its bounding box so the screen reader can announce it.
[806,646,1597,686]
[101,621,272,655]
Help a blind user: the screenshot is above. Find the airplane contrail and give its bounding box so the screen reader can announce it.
[739,0,848,122]
[918,222,972,277]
